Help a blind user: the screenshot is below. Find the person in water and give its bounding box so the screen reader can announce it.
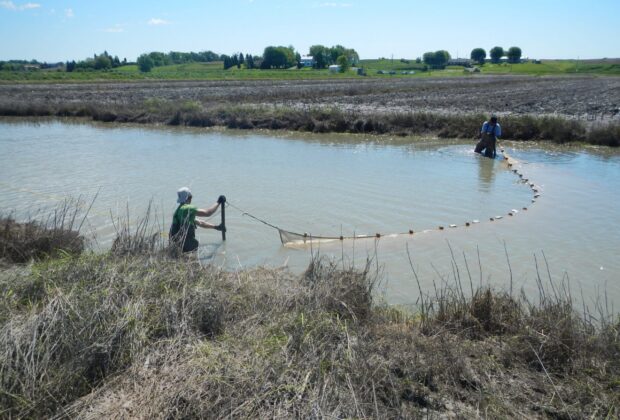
[474,115,501,158]
[170,187,225,253]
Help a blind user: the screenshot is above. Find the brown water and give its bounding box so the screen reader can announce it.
[1,119,619,307]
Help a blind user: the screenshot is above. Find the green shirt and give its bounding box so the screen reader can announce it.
[173,204,198,228]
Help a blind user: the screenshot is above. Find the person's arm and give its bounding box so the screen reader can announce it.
[196,196,226,217]
[480,122,488,138]
[195,219,219,229]
[495,123,502,138]
[196,202,220,217]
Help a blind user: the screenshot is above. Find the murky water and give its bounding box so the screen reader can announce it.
[1,119,619,307]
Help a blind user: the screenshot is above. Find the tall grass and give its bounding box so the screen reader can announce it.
[0,211,618,417]
[0,199,87,264]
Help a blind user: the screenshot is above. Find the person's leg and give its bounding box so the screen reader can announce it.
[183,237,199,253]
[474,139,485,154]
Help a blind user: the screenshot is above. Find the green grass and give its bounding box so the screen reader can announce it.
[1,58,618,82]
[475,59,620,75]
[0,62,356,82]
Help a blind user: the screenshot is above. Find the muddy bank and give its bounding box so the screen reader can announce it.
[1,75,619,145]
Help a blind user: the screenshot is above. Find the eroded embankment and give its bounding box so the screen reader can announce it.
[0,215,619,418]
[1,76,619,146]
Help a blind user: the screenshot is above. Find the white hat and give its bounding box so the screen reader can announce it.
[177,187,192,204]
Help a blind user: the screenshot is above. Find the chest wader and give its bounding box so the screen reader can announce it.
[170,214,199,253]
[474,127,497,158]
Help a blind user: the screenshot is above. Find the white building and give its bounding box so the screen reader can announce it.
[300,56,315,67]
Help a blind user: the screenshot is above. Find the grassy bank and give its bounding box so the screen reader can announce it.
[1,59,618,83]
[2,99,618,146]
[0,214,618,418]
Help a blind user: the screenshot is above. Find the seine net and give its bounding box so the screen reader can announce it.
[278,228,377,245]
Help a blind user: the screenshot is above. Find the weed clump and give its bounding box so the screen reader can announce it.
[0,201,85,263]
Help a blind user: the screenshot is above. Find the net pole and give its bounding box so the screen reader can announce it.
[221,197,227,241]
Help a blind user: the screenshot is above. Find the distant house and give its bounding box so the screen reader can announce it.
[447,58,473,67]
[300,56,315,67]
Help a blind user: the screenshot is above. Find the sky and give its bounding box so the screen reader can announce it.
[1,0,619,62]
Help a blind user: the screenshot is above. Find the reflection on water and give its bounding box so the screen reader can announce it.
[1,119,619,308]
[477,155,496,191]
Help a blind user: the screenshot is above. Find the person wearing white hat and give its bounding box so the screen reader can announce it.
[169,187,226,252]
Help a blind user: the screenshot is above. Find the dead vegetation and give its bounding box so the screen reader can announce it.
[0,200,86,264]
[0,210,618,418]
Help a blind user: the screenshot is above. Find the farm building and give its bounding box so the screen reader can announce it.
[328,64,341,73]
[300,56,315,67]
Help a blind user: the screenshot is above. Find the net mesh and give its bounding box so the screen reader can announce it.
[278,229,378,245]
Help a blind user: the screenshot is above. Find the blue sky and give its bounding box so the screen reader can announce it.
[1,0,619,62]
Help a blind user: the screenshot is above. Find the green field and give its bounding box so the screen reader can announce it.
[1,58,619,82]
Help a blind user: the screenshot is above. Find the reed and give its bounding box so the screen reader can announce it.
[0,199,87,263]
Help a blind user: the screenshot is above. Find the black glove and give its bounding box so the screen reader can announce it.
[214,224,226,232]
[217,195,226,204]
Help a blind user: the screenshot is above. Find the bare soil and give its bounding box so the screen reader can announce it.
[1,75,619,121]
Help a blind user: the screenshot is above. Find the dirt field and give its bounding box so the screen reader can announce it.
[1,75,619,121]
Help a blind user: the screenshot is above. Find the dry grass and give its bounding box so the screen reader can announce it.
[1,97,618,146]
[0,214,618,418]
[0,200,86,264]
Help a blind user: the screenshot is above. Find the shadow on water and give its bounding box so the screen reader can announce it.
[199,241,225,264]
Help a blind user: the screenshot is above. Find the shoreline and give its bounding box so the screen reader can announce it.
[1,75,618,146]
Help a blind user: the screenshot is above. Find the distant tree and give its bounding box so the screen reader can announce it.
[470,48,486,64]
[94,54,112,70]
[222,55,233,70]
[329,45,346,63]
[506,46,522,63]
[147,52,170,67]
[489,46,504,63]
[336,55,350,73]
[200,50,220,62]
[415,57,422,63]
[295,52,302,69]
[261,46,295,69]
[66,60,76,72]
[423,50,451,69]
[344,48,359,65]
[238,53,244,68]
[309,45,329,69]
[231,54,239,68]
[137,54,154,72]
[246,54,255,69]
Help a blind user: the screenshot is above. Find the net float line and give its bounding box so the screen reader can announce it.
[226,147,541,246]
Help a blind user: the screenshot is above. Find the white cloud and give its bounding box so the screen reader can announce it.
[65,8,73,18]
[104,24,124,33]
[1,1,42,10]
[148,18,170,26]
[317,2,352,7]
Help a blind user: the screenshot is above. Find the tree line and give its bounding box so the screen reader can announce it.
[136,50,221,72]
[219,44,359,71]
[137,44,359,72]
[470,46,522,64]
